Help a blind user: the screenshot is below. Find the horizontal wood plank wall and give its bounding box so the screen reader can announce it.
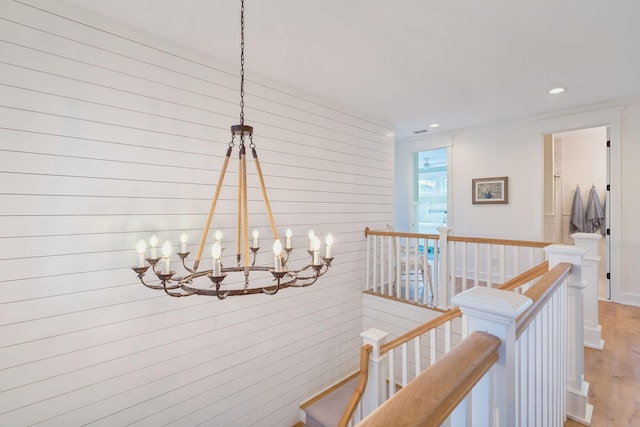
[0,1,393,426]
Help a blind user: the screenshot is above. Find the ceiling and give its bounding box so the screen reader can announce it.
[64,0,640,139]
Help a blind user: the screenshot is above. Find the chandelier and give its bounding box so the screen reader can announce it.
[131,0,333,299]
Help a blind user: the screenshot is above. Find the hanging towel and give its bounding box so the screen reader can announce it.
[586,185,605,233]
[569,186,585,233]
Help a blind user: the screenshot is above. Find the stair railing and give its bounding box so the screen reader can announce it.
[364,227,551,310]
[358,262,573,426]
[340,261,550,425]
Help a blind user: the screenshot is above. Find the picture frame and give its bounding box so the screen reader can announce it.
[472,176,509,204]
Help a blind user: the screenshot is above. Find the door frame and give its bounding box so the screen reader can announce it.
[532,105,623,303]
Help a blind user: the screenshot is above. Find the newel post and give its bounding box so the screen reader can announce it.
[544,244,593,425]
[360,328,389,416]
[571,232,605,350]
[452,287,532,427]
[437,226,452,309]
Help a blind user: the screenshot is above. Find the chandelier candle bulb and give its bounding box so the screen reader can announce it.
[214,229,223,244]
[273,239,283,272]
[136,239,146,268]
[285,228,292,249]
[149,234,159,259]
[325,234,334,258]
[308,230,315,251]
[312,236,321,265]
[211,242,222,276]
[180,233,188,253]
[252,229,259,248]
[161,240,172,274]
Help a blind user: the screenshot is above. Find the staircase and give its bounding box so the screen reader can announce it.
[302,377,358,427]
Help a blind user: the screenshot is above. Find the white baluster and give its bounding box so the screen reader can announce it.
[486,244,493,288]
[499,245,505,283]
[401,342,408,386]
[461,242,468,293]
[437,226,451,308]
[414,336,421,377]
[366,233,370,291]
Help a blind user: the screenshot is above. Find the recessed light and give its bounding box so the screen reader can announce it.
[549,87,565,94]
[429,123,440,128]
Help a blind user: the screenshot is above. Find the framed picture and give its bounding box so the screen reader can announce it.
[472,176,509,204]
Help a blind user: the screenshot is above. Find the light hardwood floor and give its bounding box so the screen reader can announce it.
[566,301,640,426]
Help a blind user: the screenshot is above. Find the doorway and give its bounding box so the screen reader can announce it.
[412,147,448,234]
[543,126,610,299]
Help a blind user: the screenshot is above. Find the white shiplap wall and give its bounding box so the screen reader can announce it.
[0,1,393,425]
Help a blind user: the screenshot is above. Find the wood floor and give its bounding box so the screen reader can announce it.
[565,301,640,427]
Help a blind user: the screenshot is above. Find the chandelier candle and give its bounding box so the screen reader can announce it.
[285,228,292,249]
[180,233,188,253]
[325,234,333,258]
[149,234,159,259]
[312,236,321,265]
[161,241,172,275]
[308,230,315,251]
[211,242,222,277]
[273,239,283,273]
[136,239,146,268]
[252,229,259,248]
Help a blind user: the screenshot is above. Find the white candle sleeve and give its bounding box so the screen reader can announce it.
[162,257,170,274]
[137,253,145,268]
[213,259,221,276]
[313,250,320,265]
[274,254,282,272]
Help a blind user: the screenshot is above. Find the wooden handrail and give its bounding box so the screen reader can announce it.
[364,227,439,240]
[363,227,551,249]
[379,261,550,355]
[380,308,461,355]
[358,331,501,427]
[338,344,372,427]
[516,262,571,338]
[498,261,549,291]
[447,235,552,248]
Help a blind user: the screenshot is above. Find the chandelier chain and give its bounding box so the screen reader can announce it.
[239,0,245,126]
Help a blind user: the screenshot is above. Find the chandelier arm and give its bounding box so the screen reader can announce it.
[251,147,279,240]
[241,144,250,269]
[289,275,320,288]
[162,279,197,297]
[193,146,233,271]
[136,273,180,291]
[236,146,244,266]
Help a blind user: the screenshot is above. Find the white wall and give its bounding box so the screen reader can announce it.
[0,1,393,425]
[395,101,640,306]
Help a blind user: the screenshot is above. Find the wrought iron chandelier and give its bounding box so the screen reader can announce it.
[132,0,333,298]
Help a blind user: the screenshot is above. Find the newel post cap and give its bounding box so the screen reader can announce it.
[452,287,532,323]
